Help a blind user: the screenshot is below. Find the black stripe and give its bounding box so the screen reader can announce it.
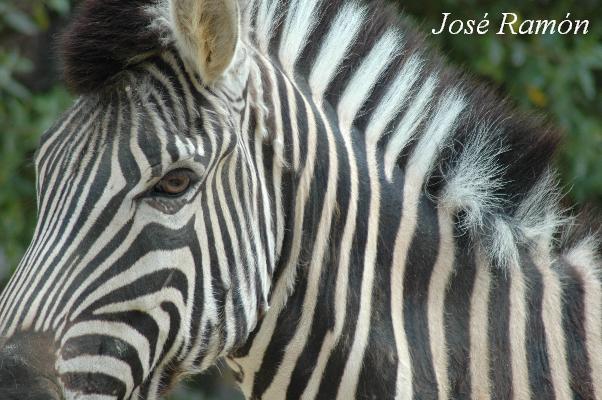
[186,219,206,363]
[356,139,397,399]
[252,99,331,399]
[62,372,126,397]
[404,194,440,399]
[488,261,512,398]
[559,260,596,399]
[286,100,352,400]
[62,335,144,387]
[211,155,248,346]
[444,227,476,399]
[522,249,555,398]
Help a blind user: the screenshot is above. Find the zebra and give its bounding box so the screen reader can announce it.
[0,0,600,398]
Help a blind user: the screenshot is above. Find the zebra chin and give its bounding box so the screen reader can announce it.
[0,332,64,400]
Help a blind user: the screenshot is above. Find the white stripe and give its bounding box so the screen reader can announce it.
[93,289,185,316]
[215,151,253,320]
[309,2,366,100]
[263,90,339,400]
[235,78,319,396]
[253,132,275,293]
[62,321,151,378]
[94,297,174,368]
[226,146,258,324]
[242,111,271,312]
[509,260,531,399]
[390,172,421,400]
[14,115,108,334]
[333,36,402,395]
[383,76,437,180]
[407,89,465,179]
[145,63,186,137]
[254,0,282,53]
[334,113,379,400]
[278,0,321,74]
[47,98,148,333]
[337,30,401,131]
[189,207,219,367]
[427,208,455,400]
[63,393,116,400]
[282,73,301,170]
[470,250,492,400]
[566,243,602,400]
[391,90,464,398]
[302,45,404,397]
[58,355,135,397]
[532,242,571,400]
[69,249,195,321]
[36,98,86,181]
[261,59,286,259]
[204,134,237,352]
[366,55,422,144]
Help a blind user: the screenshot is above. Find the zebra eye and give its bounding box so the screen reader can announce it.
[153,169,193,196]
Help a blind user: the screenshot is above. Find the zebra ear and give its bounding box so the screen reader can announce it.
[170,0,240,83]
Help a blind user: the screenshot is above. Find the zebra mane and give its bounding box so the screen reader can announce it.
[246,0,601,266]
[60,0,601,266]
[60,0,168,94]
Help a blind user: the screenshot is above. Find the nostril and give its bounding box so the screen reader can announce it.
[0,332,63,400]
[0,357,59,399]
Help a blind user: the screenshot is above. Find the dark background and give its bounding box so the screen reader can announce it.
[1,1,600,398]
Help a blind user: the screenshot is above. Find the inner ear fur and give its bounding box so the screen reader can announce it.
[170,0,240,83]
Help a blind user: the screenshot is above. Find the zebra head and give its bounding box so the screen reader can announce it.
[0,1,273,398]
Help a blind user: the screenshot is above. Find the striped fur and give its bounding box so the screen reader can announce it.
[0,0,600,399]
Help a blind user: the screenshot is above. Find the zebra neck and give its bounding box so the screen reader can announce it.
[231,51,442,397]
[231,54,600,399]
[231,161,599,400]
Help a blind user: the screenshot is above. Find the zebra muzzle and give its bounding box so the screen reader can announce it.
[0,332,64,400]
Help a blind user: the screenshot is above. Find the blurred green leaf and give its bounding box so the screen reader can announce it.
[47,0,71,15]
[2,7,37,35]
[578,68,595,100]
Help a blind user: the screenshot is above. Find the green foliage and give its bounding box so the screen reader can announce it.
[0,2,73,274]
[0,86,72,269]
[0,1,71,34]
